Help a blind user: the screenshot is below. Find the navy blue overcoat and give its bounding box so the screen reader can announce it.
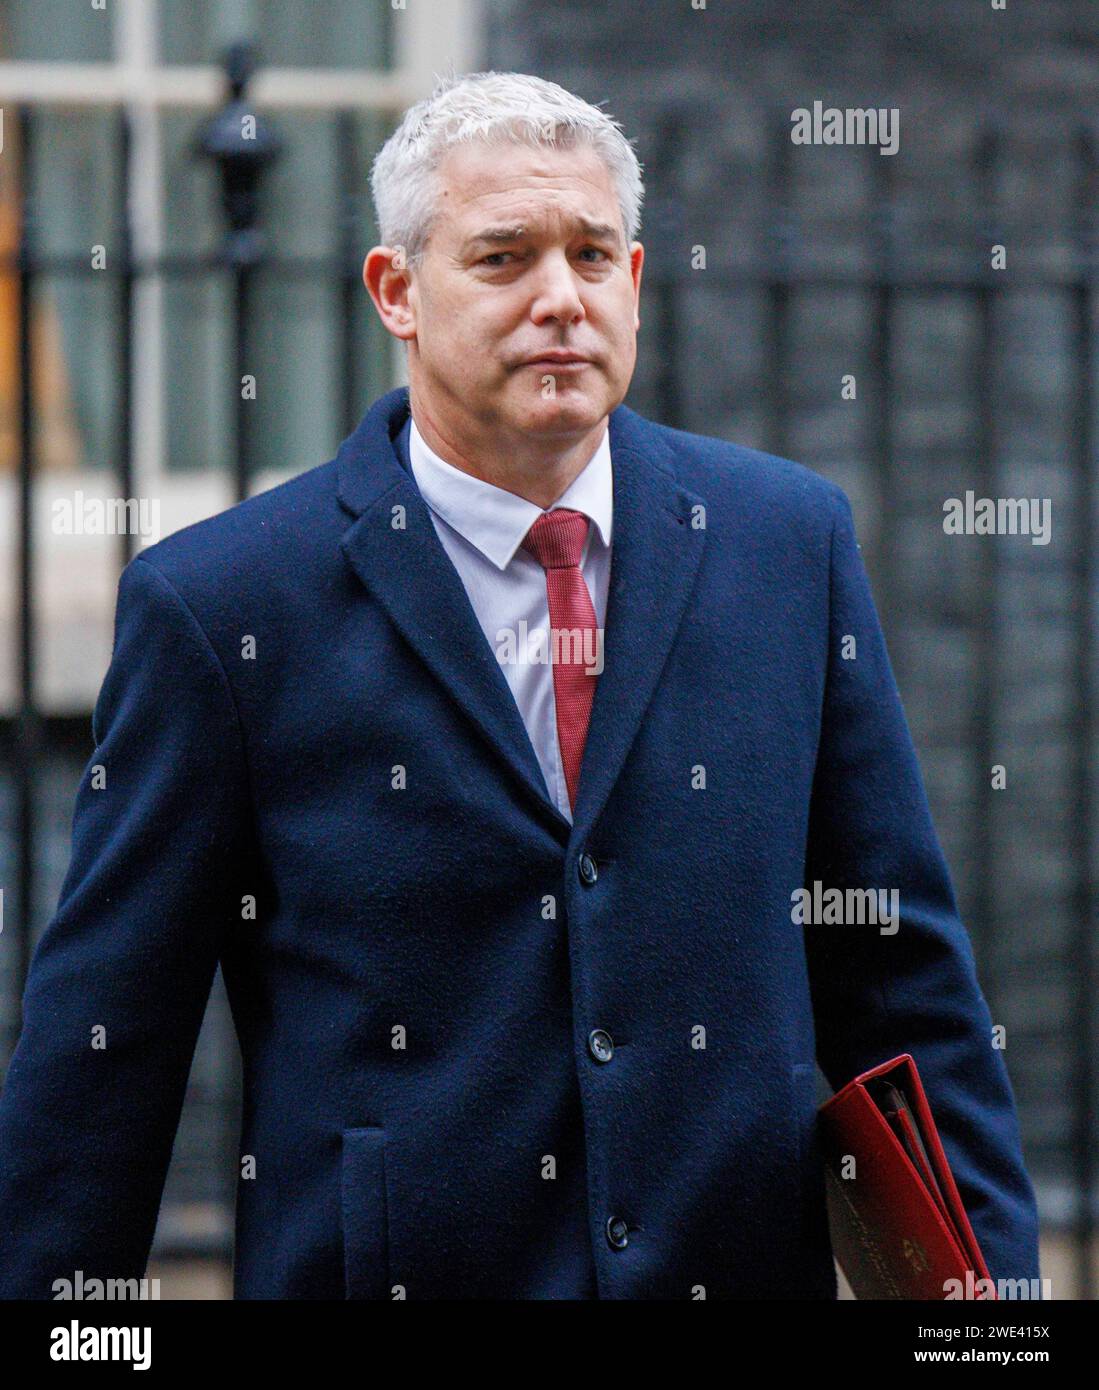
[0,386,1040,1298]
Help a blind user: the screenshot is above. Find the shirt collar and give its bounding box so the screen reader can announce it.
[407,414,613,571]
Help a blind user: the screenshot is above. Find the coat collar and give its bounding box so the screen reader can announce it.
[337,386,708,844]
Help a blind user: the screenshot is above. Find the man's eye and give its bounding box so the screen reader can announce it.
[479,248,609,267]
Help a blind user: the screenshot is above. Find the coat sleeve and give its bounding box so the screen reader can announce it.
[802,484,1042,1291]
[0,556,250,1297]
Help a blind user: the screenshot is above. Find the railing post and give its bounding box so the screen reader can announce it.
[1069,123,1097,1302]
[647,103,688,431]
[764,107,795,461]
[336,109,361,437]
[195,41,283,503]
[13,103,39,1033]
[970,121,1003,990]
[116,105,136,571]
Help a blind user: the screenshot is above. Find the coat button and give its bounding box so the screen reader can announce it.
[588,1028,615,1063]
[578,852,598,885]
[606,1215,629,1249]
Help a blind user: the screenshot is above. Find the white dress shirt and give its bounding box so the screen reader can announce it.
[407,414,613,823]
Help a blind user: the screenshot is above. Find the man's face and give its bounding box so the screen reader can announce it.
[397,141,643,444]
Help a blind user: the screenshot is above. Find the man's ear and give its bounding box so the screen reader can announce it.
[363,246,417,342]
[630,241,645,330]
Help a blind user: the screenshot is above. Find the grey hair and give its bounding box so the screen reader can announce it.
[369,70,644,268]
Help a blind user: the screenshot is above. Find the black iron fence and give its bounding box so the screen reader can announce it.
[1,71,1096,1293]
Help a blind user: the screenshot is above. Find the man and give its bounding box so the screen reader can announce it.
[0,71,1040,1299]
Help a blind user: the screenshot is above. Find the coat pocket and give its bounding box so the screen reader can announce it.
[341,1126,390,1299]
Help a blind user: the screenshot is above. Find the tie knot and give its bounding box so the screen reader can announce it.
[521,508,590,571]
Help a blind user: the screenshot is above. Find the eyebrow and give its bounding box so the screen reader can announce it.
[463,219,622,253]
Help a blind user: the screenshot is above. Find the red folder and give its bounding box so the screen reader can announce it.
[818,1053,997,1299]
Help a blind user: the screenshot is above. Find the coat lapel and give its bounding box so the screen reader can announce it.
[337,388,569,830]
[570,412,708,838]
[336,387,708,841]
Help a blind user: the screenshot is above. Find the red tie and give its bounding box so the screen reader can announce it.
[521,508,601,814]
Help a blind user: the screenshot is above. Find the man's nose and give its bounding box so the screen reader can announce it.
[529,251,586,323]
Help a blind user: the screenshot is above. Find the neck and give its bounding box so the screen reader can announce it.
[408,390,607,510]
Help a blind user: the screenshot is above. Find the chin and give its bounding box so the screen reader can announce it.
[513,387,602,434]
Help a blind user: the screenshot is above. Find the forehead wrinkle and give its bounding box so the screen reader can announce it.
[438,148,626,250]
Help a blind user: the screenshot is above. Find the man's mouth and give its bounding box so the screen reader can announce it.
[521,355,592,369]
